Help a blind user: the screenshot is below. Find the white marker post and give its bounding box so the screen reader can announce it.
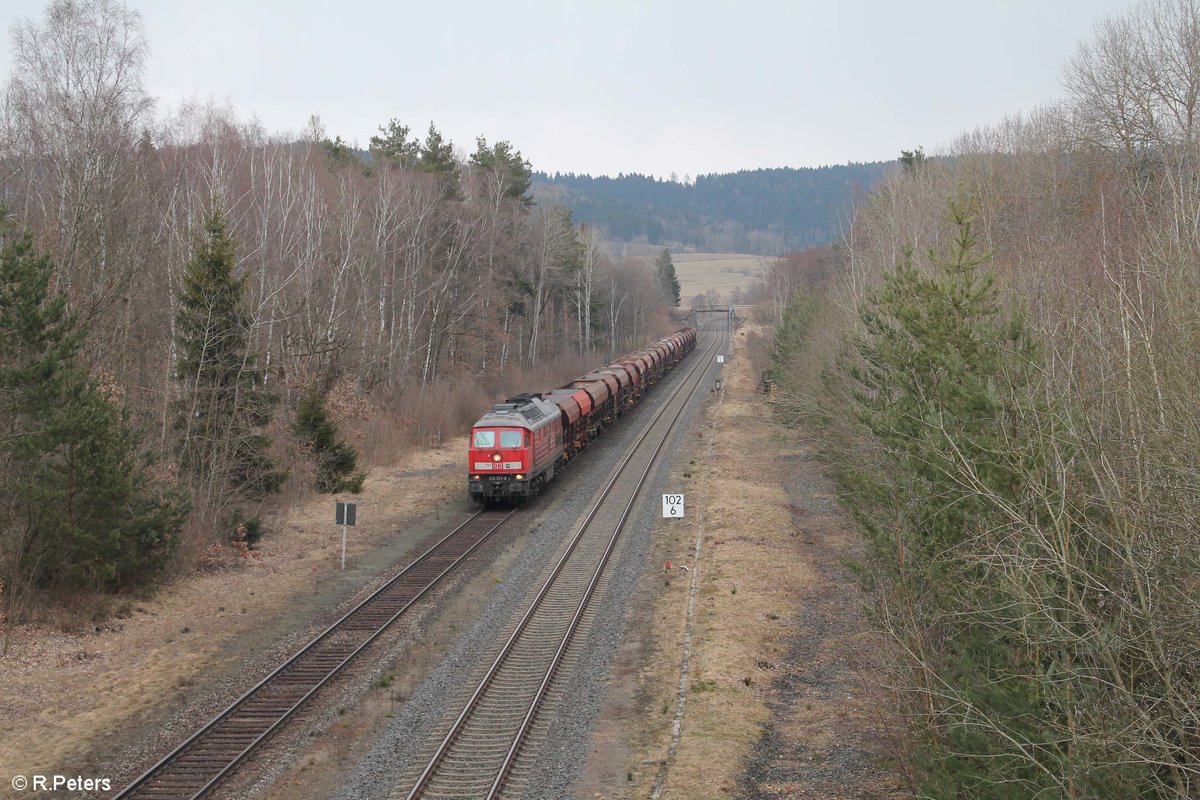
[716,354,725,363]
[662,494,685,518]
[336,502,357,569]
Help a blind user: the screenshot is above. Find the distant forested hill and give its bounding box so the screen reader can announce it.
[531,163,892,255]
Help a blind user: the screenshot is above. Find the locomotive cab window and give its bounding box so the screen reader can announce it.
[473,430,495,448]
[500,430,523,448]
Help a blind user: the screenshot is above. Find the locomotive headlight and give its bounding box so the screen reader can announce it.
[516,474,525,480]
[492,452,502,462]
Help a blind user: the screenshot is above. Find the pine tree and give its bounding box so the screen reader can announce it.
[899,145,927,173]
[369,119,420,167]
[654,248,681,306]
[321,135,357,169]
[470,136,533,205]
[0,210,187,592]
[292,386,364,494]
[417,122,461,199]
[175,205,284,522]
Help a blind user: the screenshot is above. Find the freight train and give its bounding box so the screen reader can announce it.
[468,327,698,505]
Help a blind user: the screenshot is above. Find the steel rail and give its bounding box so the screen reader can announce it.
[114,508,515,800]
[404,327,725,799]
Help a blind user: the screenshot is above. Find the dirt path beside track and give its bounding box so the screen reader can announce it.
[578,323,909,800]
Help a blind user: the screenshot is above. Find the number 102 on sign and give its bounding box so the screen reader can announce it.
[662,494,685,518]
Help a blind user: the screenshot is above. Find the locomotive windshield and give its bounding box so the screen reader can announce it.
[473,429,524,448]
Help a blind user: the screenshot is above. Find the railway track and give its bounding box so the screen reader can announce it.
[400,328,726,799]
[113,509,515,800]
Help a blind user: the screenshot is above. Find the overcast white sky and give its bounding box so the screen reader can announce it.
[0,0,1135,178]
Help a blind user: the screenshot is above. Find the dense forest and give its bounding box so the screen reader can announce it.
[0,0,679,622]
[765,0,1200,795]
[532,163,890,255]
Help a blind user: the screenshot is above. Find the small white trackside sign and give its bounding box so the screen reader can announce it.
[663,494,685,518]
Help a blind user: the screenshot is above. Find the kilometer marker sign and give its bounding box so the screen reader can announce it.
[663,494,685,518]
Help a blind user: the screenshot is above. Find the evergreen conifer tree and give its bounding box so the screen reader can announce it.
[321,135,357,169]
[844,199,1037,561]
[292,386,364,494]
[470,136,533,205]
[0,211,187,592]
[369,119,419,167]
[417,122,461,199]
[175,205,284,524]
[654,248,681,306]
[832,198,1056,795]
[899,145,927,173]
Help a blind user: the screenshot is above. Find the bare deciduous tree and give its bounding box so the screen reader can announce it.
[7,0,153,307]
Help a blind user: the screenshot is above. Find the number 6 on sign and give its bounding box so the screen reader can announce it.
[662,494,685,518]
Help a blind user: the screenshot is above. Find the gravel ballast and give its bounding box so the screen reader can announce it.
[331,331,725,800]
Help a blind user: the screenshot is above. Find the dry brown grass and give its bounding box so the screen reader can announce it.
[651,328,805,799]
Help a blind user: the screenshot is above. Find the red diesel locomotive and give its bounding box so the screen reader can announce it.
[468,327,697,504]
